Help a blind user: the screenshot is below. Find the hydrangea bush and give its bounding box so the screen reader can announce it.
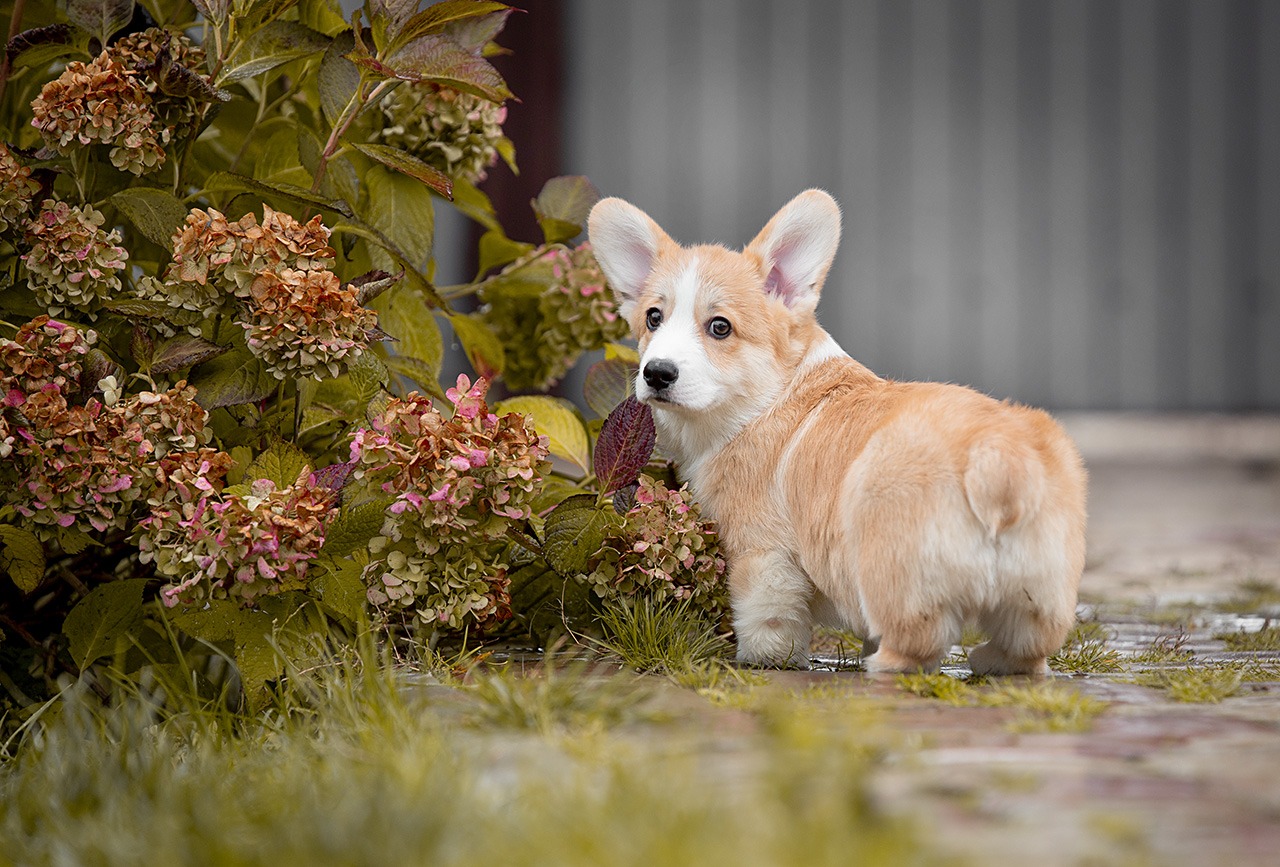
[0,0,725,714]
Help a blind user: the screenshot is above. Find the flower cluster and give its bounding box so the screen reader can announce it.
[30,28,209,176]
[30,52,165,175]
[243,269,379,380]
[0,141,40,237]
[147,205,370,379]
[376,84,508,183]
[584,475,729,619]
[23,200,128,317]
[349,376,549,631]
[480,242,629,390]
[138,458,337,608]
[1,317,213,541]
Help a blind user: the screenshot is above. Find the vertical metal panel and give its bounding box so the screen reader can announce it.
[564,0,1280,410]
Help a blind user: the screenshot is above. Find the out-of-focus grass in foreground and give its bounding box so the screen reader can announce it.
[0,648,942,867]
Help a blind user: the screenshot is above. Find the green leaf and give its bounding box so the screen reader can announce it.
[0,526,45,593]
[62,579,147,670]
[532,175,600,244]
[203,171,353,218]
[476,229,533,277]
[312,551,369,623]
[245,442,312,487]
[583,358,636,419]
[6,24,85,73]
[190,347,276,410]
[449,312,505,380]
[350,141,452,199]
[318,30,361,127]
[101,298,199,324]
[219,20,331,84]
[372,33,512,103]
[379,287,443,370]
[382,355,445,398]
[66,0,134,46]
[170,597,241,643]
[232,608,279,714]
[604,342,640,364]
[495,395,590,474]
[449,178,501,231]
[298,0,347,36]
[150,334,228,374]
[542,494,615,577]
[316,497,393,560]
[387,1,511,55]
[109,188,187,248]
[363,165,435,272]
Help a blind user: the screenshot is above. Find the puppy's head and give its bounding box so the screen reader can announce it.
[587,190,841,417]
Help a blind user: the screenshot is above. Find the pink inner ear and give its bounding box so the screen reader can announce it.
[763,261,800,306]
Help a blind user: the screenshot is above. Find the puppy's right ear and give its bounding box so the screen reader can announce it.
[588,198,671,318]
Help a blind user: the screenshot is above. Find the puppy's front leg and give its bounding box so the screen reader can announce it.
[731,549,813,669]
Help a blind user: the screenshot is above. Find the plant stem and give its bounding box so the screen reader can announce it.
[311,79,392,193]
[0,0,28,109]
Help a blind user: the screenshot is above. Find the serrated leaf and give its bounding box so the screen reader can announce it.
[363,165,435,272]
[190,347,275,409]
[382,355,445,399]
[347,269,401,305]
[170,597,241,643]
[66,0,134,46]
[150,334,228,374]
[110,188,188,248]
[191,0,231,24]
[316,497,393,560]
[388,1,511,54]
[245,442,312,487]
[380,287,443,370]
[219,20,331,84]
[101,298,198,323]
[62,578,147,670]
[495,395,589,474]
[318,29,360,126]
[231,608,278,714]
[372,33,512,103]
[542,494,614,577]
[81,348,122,395]
[583,358,636,419]
[350,141,452,199]
[204,171,352,218]
[311,550,368,623]
[449,312,505,380]
[56,526,95,554]
[331,220,446,309]
[443,8,513,53]
[593,396,655,495]
[532,175,600,244]
[0,525,45,593]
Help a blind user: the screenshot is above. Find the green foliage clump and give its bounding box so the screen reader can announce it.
[594,595,730,675]
[1215,626,1280,652]
[1049,621,1124,674]
[896,673,1109,732]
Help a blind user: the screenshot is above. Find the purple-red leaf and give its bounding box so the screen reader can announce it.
[376,33,513,102]
[594,396,655,495]
[309,460,355,497]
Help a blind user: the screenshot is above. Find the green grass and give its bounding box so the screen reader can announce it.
[0,659,941,867]
[465,658,649,733]
[1130,667,1244,703]
[1127,632,1195,666]
[896,673,1109,732]
[591,596,732,676]
[1049,622,1124,674]
[1214,625,1280,652]
[1217,579,1280,614]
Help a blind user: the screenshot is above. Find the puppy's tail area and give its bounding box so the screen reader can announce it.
[962,437,1047,539]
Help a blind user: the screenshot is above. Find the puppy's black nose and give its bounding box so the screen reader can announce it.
[643,359,679,390]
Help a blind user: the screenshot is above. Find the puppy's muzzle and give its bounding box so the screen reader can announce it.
[643,359,679,391]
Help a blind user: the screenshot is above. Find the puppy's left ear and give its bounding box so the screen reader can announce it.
[746,189,841,310]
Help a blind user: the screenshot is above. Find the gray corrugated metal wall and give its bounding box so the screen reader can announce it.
[563,0,1280,411]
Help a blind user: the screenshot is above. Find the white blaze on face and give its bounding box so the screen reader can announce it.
[636,257,726,412]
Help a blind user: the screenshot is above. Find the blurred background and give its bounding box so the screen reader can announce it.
[467,0,1279,413]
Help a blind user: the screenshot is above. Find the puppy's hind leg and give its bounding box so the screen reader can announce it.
[732,549,814,669]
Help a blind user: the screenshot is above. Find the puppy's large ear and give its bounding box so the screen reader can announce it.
[746,189,841,310]
[588,198,672,317]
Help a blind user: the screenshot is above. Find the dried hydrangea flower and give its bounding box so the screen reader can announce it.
[0,141,41,237]
[143,466,337,608]
[350,376,549,632]
[110,27,207,134]
[23,200,128,317]
[30,52,166,175]
[585,475,729,619]
[480,242,629,390]
[376,84,508,183]
[242,268,379,380]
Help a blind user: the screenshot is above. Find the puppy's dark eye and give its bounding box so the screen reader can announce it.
[645,308,663,331]
[707,316,732,339]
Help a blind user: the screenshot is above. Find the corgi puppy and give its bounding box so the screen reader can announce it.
[587,190,1087,674]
